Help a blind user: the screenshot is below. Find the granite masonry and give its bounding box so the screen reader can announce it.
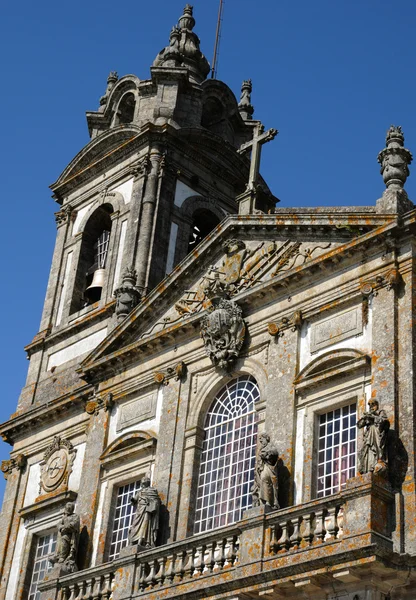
[1,5,416,600]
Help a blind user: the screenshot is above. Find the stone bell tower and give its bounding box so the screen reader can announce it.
[14,4,276,412]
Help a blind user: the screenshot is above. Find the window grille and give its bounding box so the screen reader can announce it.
[317,403,357,497]
[194,375,260,534]
[109,480,141,560]
[29,533,57,600]
[97,230,110,269]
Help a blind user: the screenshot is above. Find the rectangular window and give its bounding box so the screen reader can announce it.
[109,480,140,560]
[317,403,357,497]
[29,533,57,600]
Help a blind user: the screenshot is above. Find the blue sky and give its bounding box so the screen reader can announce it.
[0,0,415,501]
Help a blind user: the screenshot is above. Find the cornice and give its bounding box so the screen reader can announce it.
[0,386,92,445]
[25,300,115,358]
[77,216,398,383]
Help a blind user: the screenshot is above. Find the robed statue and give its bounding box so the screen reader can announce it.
[357,399,390,475]
[252,432,280,509]
[51,502,80,573]
[128,476,161,549]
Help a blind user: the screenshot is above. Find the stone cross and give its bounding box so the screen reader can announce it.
[238,123,278,191]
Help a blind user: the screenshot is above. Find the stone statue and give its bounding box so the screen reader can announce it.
[357,399,390,475]
[128,476,161,549]
[51,502,80,574]
[252,433,280,509]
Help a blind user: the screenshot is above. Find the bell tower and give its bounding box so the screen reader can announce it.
[18,4,276,412]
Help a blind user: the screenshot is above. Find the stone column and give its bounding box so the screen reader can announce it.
[265,326,298,506]
[120,165,147,275]
[176,425,205,540]
[39,205,73,331]
[75,405,110,568]
[0,458,27,599]
[153,374,191,542]
[135,148,162,294]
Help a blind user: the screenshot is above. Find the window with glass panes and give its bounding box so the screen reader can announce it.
[109,480,141,560]
[194,375,259,534]
[317,403,357,497]
[28,533,57,600]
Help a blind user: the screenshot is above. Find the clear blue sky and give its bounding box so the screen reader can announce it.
[1,0,415,501]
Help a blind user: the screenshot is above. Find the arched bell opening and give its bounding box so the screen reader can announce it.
[114,92,136,126]
[187,208,221,253]
[70,204,113,313]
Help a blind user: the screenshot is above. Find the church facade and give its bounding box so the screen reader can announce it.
[1,5,416,600]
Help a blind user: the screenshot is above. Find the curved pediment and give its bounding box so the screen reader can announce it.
[295,348,370,390]
[51,126,141,197]
[100,430,157,469]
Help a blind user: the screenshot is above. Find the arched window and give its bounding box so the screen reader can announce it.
[70,204,113,313]
[116,92,135,125]
[194,375,260,534]
[188,209,220,252]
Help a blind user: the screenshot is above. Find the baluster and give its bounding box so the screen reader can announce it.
[203,541,215,573]
[138,562,148,591]
[155,555,166,586]
[268,525,277,554]
[289,516,302,550]
[213,538,224,570]
[314,509,327,544]
[193,544,205,576]
[301,513,315,547]
[67,583,77,600]
[94,576,103,600]
[101,573,112,600]
[184,547,195,579]
[164,553,175,583]
[325,506,339,541]
[276,520,290,552]
[145,559,158,588]
[223,535,237,567]
[337,505,344,538]
[60,586,70,600]
[74,581,84,600]
[234,535,240,565]
[173,549,185,582]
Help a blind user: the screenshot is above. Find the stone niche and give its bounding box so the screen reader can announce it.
[310,303,363,353]
[116,391,157,432]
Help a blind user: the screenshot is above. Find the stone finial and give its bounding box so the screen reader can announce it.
[99,71,119,108]
[114,268,141,321]
[376,125,414,213]
[152,5,209,83]
[178,4,195,31]
[238,79,254,120]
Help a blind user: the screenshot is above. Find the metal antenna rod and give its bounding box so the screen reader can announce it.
[211,0,224,79]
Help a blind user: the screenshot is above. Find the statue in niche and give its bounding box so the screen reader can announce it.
[357,399,390,476]
[128,476,161,549]
[51,502,80,574]
[252,432,280,509]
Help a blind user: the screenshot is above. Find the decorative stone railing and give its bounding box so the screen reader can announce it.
[39,474,395,600]
[131,527,240,592]
[267,499,344,554]
[38,563,116,600]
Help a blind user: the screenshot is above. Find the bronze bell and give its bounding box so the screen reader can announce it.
[85,268,106,303]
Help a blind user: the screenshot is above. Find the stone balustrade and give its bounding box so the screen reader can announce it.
[39,474,395,600]
[267,499,344,554]
[134,528,240,592]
